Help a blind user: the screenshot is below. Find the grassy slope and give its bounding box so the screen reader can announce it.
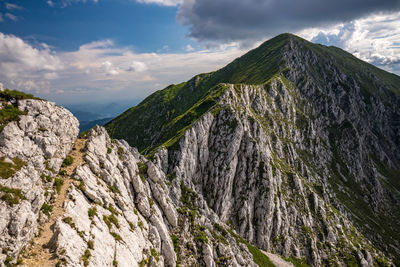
[106,33,400,153]
[105,34,290,152]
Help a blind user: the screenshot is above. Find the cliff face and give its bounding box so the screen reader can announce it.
[0,96,79,263]
[105,34,400,265]
[1,33,400,267]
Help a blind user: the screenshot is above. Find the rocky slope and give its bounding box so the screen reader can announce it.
[106,34,400,265]
[0,90,79,264]
[1,33,399,267]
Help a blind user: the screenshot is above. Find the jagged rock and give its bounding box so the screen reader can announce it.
[0,98,79,259]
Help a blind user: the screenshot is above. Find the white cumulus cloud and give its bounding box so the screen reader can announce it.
[127,61,148,72]
[298,11,400,73]
[102,61,119,76]
[0,33,63,87]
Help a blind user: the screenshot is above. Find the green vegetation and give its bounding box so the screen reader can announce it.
[41,174,53,183]
[0,89,40,101]
[108,185,120,194]
[105,33,400,155]
[88,207,97,219]
[105,34,291,153]
[0,89,40,132]
[63,216,76,229]
[80,130,88,138]
[227,228,275,267]
[81,249,91,266]
[110,232,122,241]
[0,185,25,206]
[283,257,311,267]
[0,157,27,179]
[53,178,64,194]
[0,105,27,132]
[88,240,94,250]
[62,155,74,167]
[150,248,160,261]
[103,214,120,229]
[41,203,53,216]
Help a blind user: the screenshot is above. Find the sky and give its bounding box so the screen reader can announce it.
[0,0,400,105]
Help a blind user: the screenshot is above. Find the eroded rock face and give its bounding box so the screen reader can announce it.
[49,127,258,267]
[0,99,79,260]
[156,79,397,266]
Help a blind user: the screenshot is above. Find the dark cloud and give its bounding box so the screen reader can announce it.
[177,0,400,43]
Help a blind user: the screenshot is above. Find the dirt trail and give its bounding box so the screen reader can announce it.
[22,138,87,267]
[263,251,295,267]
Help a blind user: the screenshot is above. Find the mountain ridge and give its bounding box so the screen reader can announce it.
[105,33,400,265]
[105,33,400,154]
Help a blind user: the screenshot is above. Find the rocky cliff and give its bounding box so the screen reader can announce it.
[1,33,400,267]
[106,34,400,266]
[0,90,79,265]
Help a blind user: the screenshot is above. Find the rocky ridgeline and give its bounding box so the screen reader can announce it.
[1,33,400,267]
[153,80,392,266]
[47,126,270,267]
[0,97,79,264]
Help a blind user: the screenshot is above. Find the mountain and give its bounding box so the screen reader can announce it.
[79,117,113,134]
[105,33,400,265]
[1,33,400,267]
[0,89,284,266]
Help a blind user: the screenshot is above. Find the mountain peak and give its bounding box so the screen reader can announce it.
[106,33,400,153]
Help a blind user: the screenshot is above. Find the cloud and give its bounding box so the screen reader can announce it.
[185,44,194,52]
[297,11,400,73]
[102,61,119,76]
[5,3,23,11]
[127,61,148,72]
[0,33,63,84]
[47,0,99,8]
[0,32,245,103]
[136,0,182,7]
[177,0,400,44]
[5,13,18,21]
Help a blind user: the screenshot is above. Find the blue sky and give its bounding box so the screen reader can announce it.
[0,0,192,52]
[0,0,399,105]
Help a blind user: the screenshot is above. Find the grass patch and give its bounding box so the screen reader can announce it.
[62,155,74,167]
[150,248,160,261]
[0,105,27,132]
[103,214,120,229]
[41,203,53,216]
[88,207,97,219]
[53,178,64,194]
[0,185,25,206]
[227,229,275,267]
[0,157,27,179]
[0,89,40,101]
[110,232,122,241]
[63,216,76,229]
[81,249,91,266]
[283,257,311,267]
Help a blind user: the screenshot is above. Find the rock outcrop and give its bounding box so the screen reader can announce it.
[47,127,263,267]
[1,33,400,267]
[0,97,79,264]
[106,33,400,266]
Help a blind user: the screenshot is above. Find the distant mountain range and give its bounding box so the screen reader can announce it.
[63,100,140,132]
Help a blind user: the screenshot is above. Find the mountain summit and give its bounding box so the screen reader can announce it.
[1,34,399,266]
[106,33,400,153]
[105,33,400,265]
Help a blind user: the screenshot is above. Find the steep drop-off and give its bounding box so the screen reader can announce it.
[106,33,400,265]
